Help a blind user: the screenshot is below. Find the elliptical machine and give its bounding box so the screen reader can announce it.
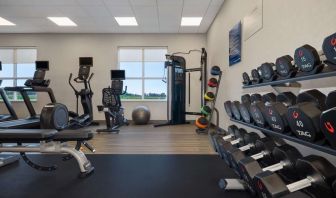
[97,70,128,133]
[68,57,98,129]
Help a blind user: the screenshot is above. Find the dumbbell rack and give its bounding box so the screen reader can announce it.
[196,71,222,134]
[230,70,336,156]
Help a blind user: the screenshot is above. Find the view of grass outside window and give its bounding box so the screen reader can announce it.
[0,48,37,101]
[119,47,167,101]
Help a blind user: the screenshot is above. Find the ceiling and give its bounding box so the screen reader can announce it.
[0,0,224,33]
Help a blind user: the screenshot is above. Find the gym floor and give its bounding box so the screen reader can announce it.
[88,123,214,154]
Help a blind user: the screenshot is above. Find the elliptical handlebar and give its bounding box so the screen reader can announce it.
[122,86,127,95]
[68,73,79,94]
[88,73,94,95]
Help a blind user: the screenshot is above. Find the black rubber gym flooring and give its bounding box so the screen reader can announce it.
[0,154,250,198]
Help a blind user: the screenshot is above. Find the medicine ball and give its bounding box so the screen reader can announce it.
[195,116,208,129]
[201,105,212,116]
[211,66,221,75]
[204,91,215,101]
[208,78,218,87]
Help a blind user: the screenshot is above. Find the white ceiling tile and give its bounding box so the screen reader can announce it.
[82,6,111,17]
[103,0,130,6]
[184,0,211,6]
[107,6,134,16]
[76,0,104,6]
[129,0,156,6]
[182,6,208,17]
[58,6,88,17]
[210,0,225,6]
[140,26,160,33]
[33,0,78,6]
[157,0,183,6]
[0,0,34,6]
[0,6,63,17]
[133,6,157,17]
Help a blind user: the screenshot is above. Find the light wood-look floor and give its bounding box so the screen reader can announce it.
[85,123,215,154]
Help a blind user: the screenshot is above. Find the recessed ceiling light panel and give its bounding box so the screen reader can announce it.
[181,17,202,26]
[0,17,15,26]
[47,17,77,26]
[115,17,138,26]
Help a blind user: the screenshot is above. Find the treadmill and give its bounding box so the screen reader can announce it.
[0,61,18,122]
[0,61,56,129]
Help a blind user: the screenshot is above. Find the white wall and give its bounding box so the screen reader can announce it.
[0,33,206,120]
[207,0,336,163]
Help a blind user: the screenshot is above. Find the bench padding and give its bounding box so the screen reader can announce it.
[53,130,93,141]
[0,129,57,141]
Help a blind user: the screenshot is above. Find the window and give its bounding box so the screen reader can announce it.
[118,47,167,100]
[0,48,37,101]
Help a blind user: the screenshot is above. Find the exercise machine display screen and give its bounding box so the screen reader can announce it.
[111,70,125,80]
[79,57,93,66]
[35,61,49,70]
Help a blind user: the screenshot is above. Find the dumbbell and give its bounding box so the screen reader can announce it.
[320,90,336,148]
[276,55,298,78]
[242,72,252,85]
[264,92,297,133]
[224,101,233,118]
[239,94,262,123]
[287,89,328,143]
[254,155,336,198]
[218,128,248,166]
[250,93,277,127]
[252,68,262,84]
[259,62,277,82]
[223,132,261,168]
[322,32,336,68]
[239,144,302,195]
[215,125,240,158]
[212,125,238,155]
[231,101,242,120]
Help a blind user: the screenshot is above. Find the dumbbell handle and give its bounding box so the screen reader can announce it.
[230,138,242,145]
[250,151,267,160]
[286,177,313,192]
[262,161,286,172]
[223,134,233,141]
[239,143,253,152]
[219,179,247,190]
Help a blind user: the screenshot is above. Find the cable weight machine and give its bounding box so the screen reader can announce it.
[154,48,207,127]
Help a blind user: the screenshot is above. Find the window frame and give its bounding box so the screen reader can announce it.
[0,47,37,102]
[118,46,168,102]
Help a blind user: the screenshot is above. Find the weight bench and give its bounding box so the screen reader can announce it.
[0,129,94,177]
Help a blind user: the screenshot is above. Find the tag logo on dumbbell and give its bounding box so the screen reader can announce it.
[292,111,299,119]
[324,122,335,134]
[257,180,263,190]
[331,38,336,46]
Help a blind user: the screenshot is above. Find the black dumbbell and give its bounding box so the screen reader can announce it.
[239,144,302,195]
[276,55,298,78]
[259,62,277,82]
[320,90,336,148]
[287,89,328,143]
[224,132,261,169]
[231,101,242,120]
[294,44,325,75]
[250,93,277,127]
[239,94,262,123]
[219,128,248,166]
[242,72,252,85]
[264,92,297,133]
[216,125,243,159]
[254,155,336,198]
[251,68,262,84]
[322,32,336,68]
[224,101,233,118]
